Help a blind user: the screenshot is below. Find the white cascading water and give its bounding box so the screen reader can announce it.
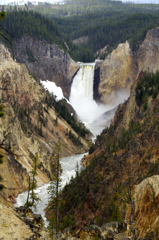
[70,63,101,122]
[14,153,86,225]
[69,62,114,137]
[15,62,129,224]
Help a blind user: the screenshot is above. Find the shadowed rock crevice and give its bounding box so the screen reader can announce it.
[93,65,101,102]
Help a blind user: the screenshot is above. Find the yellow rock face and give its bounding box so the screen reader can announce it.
[99,41,138,104]
[137,27,159,73]
[126,175,159,238]
[0,44,89,203]
[99,28,159,105]
[0,203,34,240]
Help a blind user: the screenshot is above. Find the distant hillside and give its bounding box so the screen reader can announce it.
[30,0,159,18]
[2,10,65,49]
[53,12,158,58]
[29,0,159,57]
[2,2,159,60]
[1,10,94,62]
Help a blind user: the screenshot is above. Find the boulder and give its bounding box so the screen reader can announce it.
[78,221,127,240]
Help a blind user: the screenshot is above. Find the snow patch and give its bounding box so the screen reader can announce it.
[40,80,64,101]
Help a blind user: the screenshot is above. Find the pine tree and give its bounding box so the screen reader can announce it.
[143,92,148,111]
[75,161,79,178]
[0,11,12,48]
[25,153,41,210]
[47,140,62,239]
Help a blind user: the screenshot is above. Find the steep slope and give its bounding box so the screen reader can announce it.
[13,35,79,99]
[58,71,159,238]
[0,44,90,204]
[0,203,51,239]
[129,175,159,238]
[98,41,138,104]
[137,27,159,73]
[96,27,159,105]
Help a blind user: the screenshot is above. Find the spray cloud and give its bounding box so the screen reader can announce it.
[70,63,130,124]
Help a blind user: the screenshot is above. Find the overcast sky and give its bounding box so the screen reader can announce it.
[1,0,159,5]
[0,0,64,4]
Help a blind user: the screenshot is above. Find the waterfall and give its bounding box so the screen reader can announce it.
[15,63,127,225]
[70,63,95,101]
[69,62,108,123]
[15,63,129,226]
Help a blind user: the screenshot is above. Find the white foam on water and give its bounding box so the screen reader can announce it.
[15,153,86,226]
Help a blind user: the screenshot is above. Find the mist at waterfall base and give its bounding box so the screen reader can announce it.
[15,62,130,225]
[69,63,130,131]
[70,90,130,123]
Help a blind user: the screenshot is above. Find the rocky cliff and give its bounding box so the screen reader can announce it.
[98,41,138,104]
[0,203,50,239]
[137,27,159,73]
[0,44,90,204]
[12,28,159,107]
[128,175,159,238]
[58,69,159,238]
[97,27,159,105]
[13,35,79,99]
[93,61,102,102]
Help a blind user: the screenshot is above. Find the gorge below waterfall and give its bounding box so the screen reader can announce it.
[14,153,86,224]
[70,62,113,124]
[69,62,117,138]
[15,61,129,224]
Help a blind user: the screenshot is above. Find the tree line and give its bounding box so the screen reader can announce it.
[1,6,159,61]
[0,10,94,62]
[136,70,159,110]
[52,11,159,57]
[30,0,159,18]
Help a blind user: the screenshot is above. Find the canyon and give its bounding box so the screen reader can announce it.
[0,43,90,204]
[2,26,159,239]
[49,27,159,239]
[14,28,159,107]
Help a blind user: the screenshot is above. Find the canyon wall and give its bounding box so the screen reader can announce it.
[12,28,159,106]
[0,44,89,203]
[61,67,159,237]
[98,41,138,104]
[137,27,159,73]
[130,175,159,238]
[97,27,159,104]
[13,35,79,99]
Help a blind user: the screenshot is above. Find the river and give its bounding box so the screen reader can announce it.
[14,152,88,224]
[14,62,125,224]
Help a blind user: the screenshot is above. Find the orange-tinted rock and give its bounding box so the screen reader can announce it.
[137,27,159,73]
[98,41,138,104]
[0,44,89,203]
[129,175,159,238]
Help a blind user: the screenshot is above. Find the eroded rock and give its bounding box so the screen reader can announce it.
[78,221,127,240]
[98,41,138,104]
[127,175,159,238]
[13,36,79,99]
